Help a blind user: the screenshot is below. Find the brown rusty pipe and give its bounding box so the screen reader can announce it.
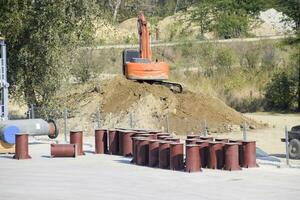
[14,134,31,160]
[51,144,77,158]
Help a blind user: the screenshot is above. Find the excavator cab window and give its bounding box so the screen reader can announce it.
[122,49,140,75]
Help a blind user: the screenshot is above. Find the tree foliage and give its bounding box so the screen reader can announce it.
[0,0,98,106]
[265,70,297,110]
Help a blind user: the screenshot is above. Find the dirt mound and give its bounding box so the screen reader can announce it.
[61,76,260,135]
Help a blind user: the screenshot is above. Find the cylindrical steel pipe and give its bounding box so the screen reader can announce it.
[170,143,184,170]
[200,136,214,141]
[0,119,59,144]
[121,130,136,157]
[165,137,180,143]
[70,130,84,155]
[157,133,171,139]
[51,144,77,158]
[185,144,201,172]
[14,134,31,159]
[159,141,171,169]
[229,139,244,166]
[215,138,229,143]
[196,140,210,168]
[131,136,141,164]
[138,133,156,139]
[185,139,199,145]
[149,140,160,167]
[108,129,119,155]
[136,138,149,166]
[187,135,200,139]
[242,141,257,168]
[208,142,225,169]
[224,143,241,171]
[95,129,108,154]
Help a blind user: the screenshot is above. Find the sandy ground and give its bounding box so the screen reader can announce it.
[0,112,300,200]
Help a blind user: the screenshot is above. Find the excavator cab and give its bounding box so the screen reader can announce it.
[122,49,140,75]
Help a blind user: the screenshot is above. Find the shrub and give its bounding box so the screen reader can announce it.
[265,70,297,110]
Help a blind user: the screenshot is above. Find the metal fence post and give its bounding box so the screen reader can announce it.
[204,120,207,136]
[64,108,68,142]
[31,104,35,119]
[166,114,169,133]
[243,122,247,141]
[285,126,290,166]
[96,109,101,128]
[129,113,133,129]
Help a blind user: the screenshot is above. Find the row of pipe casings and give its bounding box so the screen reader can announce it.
[14,128,257,172]
[93,129,257,172]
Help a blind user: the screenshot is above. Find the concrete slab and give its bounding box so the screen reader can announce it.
[0,138,299,200]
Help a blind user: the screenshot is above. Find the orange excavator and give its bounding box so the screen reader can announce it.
[122,11,183,93]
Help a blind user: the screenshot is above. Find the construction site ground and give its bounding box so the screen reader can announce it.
[0,112,300,200]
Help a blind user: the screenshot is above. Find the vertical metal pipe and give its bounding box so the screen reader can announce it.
[204,120,207,136]
[166,115,169,133]
[96,109,101,128]
[0,41,9,120]
[130,113,133,128]
[70,130,84,156]
[243,122,247,141]
[14,134,31,159]
[95,129,107,154]
[31,104,35,119]
[285,126,290,166]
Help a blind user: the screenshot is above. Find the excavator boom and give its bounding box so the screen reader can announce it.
[138,12,152,61]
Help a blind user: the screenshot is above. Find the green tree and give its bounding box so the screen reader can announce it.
[0,0,98,107]
[189,1,214,37]
[273,0,300,110]
[265,70,297,110]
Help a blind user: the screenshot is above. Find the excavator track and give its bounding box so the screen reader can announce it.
[142,80,183,93]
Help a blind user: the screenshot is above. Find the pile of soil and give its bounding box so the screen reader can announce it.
[61,76,260,135]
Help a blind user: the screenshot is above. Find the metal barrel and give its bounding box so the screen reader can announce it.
[51,144,77,158]
[13,134,31,160]
[158,141,171,169]
[196,140,210,168]
[242,141,257,168]
[157,133,171,139]
[208,142,225,169]
[185,138,199,145]
[229,139,244,166]
[136,138,149,166]
[186,135,200,139]
[165,137,180,143]
[121,130,136,157]
[95,129,108,154]
[224,143,241,171]
[185,144,201,172]
[170,142,184,170]
[149,139,160,167]
[215,138,229,143]
[70,130,84,156]
[200,136,214,141]
[108,129,119,155]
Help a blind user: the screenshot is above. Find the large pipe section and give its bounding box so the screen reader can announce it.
[0,119,59,144]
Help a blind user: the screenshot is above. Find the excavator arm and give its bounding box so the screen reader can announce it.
[138,11,152,61]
